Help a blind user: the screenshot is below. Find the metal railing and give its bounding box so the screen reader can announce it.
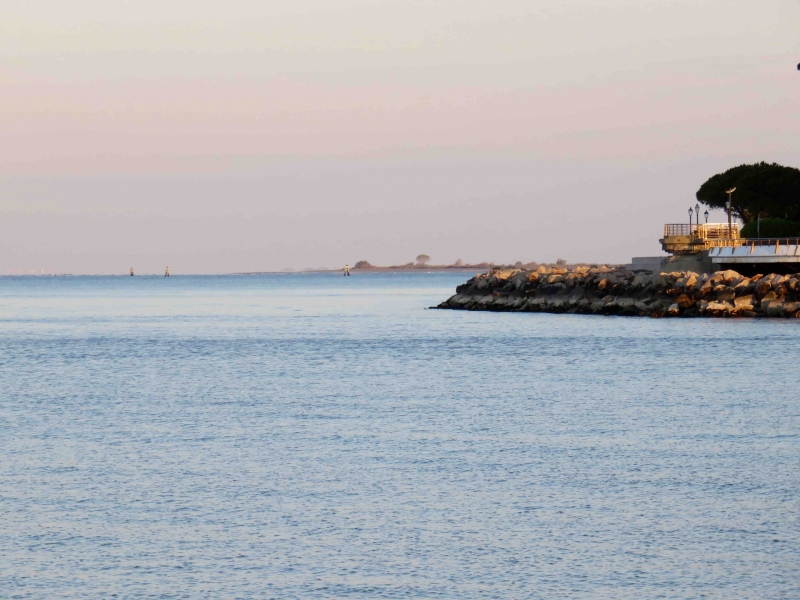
[704,237,800,248]
[739,237,800,246]
[696,223,739,239]
[702,238,746,248]
[663,223,740,239]
[664,224,695,236]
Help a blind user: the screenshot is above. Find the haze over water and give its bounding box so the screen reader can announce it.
[1,273,798,598]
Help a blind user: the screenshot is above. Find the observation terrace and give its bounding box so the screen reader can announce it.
[660,223,800,274]
[660,223,741,255]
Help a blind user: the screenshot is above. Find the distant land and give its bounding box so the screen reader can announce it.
[237,258,619,274]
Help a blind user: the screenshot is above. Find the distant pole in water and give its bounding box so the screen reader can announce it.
[344,264,350,276]
[130,267,134,276]
[165,267,170,277]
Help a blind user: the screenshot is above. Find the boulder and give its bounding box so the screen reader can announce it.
[698,284,713,299]
[764,300,786,317]
[756,280,772,297]
[760,291,778,305]
[705,301,733,316]
[508,297,526,309]
[494,269,516,281]
[511,273,528,289]
[675,294,695,309]
[454,294,473,306]
[721,269,741,283]
[708,273,725,286]
[526,298,545,309]
[733,295,754,310]
[716,287,736,302]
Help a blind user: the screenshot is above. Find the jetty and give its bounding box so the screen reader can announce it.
[436,266,800,318]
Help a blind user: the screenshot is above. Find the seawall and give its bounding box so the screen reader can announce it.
[435,266,800,318]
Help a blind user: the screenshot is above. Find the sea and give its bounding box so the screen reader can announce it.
[1,272,797,599]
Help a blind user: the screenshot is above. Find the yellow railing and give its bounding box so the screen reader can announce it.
[664,224,695,236]
[663,223,740,239]
[700,238,746,248]
[695,223,739,240]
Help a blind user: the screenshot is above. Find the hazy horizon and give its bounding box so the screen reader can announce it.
[2,0,799,274]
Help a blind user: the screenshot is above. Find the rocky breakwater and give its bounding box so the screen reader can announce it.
[436,266,800,318]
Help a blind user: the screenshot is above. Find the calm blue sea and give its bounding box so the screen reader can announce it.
[1,273,798,599]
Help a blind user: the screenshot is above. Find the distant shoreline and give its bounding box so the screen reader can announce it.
[0,268,489,277]
[237,262,607,275]
[235,267,489,275]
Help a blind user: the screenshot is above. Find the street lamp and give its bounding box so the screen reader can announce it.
[704,209,709,224]
[688,207,694,229]
[725,187,736,237]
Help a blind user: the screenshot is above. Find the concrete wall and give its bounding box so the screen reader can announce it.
[626,256,667,272]
[665,251,714,274]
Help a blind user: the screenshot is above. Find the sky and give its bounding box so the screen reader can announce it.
[1,0,799,274]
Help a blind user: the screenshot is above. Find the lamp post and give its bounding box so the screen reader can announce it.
[726,187,736,238]
[688,207,694,231]
[704,209,709,224]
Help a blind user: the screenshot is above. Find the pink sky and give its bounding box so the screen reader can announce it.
[1,0,799,273]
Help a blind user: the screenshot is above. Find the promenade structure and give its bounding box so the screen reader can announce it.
[660,222,800,274]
